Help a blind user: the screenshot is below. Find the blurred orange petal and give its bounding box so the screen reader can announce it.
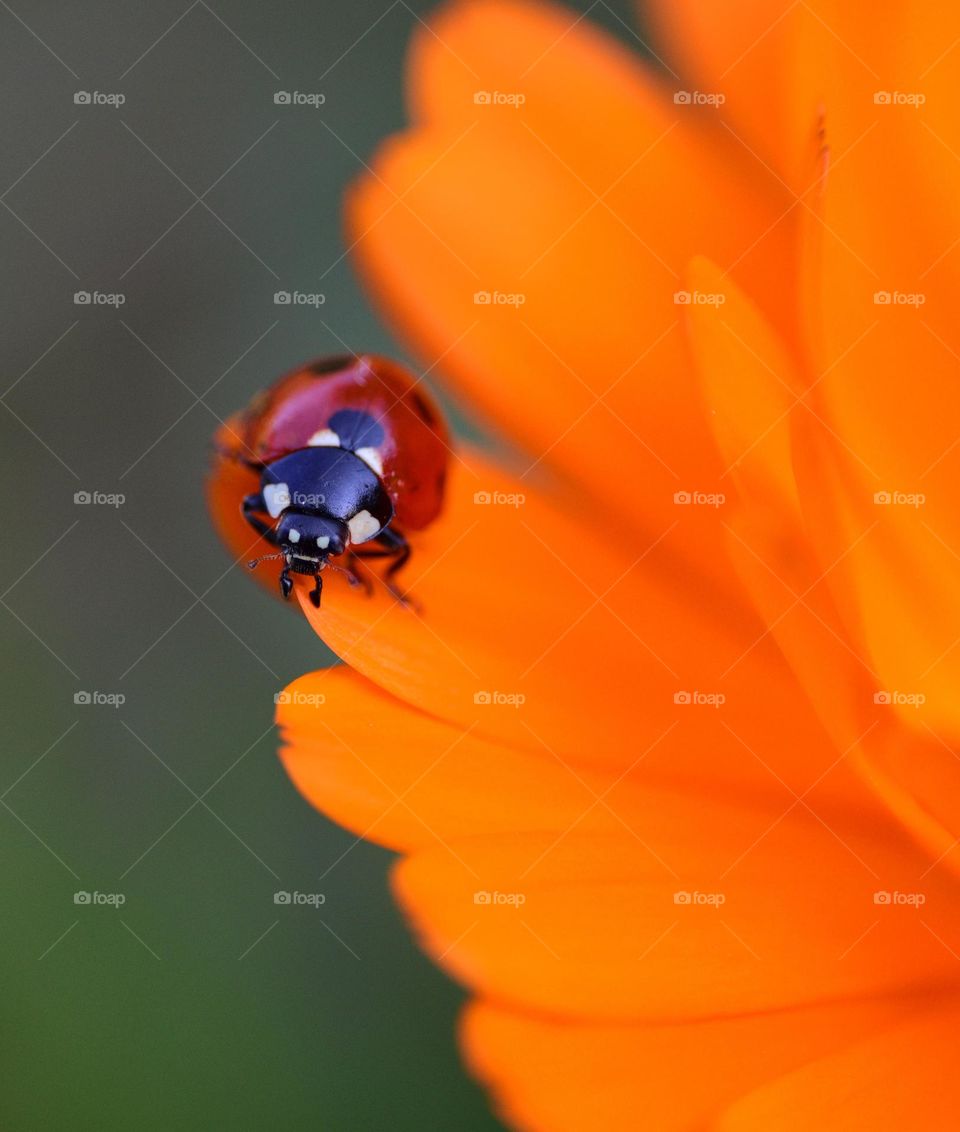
[718,996,960,1130]
[392,823,959,1021]
[464,995,924,1132]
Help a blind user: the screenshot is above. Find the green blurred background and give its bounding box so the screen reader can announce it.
[1,1,646,1127]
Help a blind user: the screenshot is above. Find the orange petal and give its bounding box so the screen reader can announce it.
[686,258,878,774]
[278,666,634,853]
[688,259,960,871]
[346,0,797,562]
[647,0,811,185]
[278,660,888,858]
[291,449,867,805]
[778,8,960,869]
[717,996,960,1130]
[392,823,960,1022]
[464,995,925,1132]
[792,421,960,869]
[795,57,960,731]
[648,1,911,191]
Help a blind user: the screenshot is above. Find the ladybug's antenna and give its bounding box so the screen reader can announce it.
[247,551,286,570]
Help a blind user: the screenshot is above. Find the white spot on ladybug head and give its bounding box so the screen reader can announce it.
[307,428,340,447]
[355,446,383,475]
[316,535,330,549]
[263,482,291,518]
[348,509,381,544]
[287,528,300,543]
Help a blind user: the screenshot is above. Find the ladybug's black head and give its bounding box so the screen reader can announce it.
[275,511,348,571]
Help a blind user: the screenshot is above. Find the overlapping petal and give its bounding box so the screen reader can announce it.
[718,996,960,1131]
[285,449,870,804]
[345,0,798,581]
[464,995,928,1132]
[393,823,959,1022]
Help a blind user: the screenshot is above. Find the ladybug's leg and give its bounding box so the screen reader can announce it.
[379,528,411,597]
[242,492,275,540]
[279,562,293,601]
[352,528,412,601]
[309,571,323,609]
[334,557,373,595]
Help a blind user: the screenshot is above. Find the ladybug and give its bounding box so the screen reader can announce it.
[209,354,449,608]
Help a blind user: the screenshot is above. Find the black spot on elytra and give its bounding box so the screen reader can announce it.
[309,355,354,376]
[329,408,385,449]
[409,390,436,425]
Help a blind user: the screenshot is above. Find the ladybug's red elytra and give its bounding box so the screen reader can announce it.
[210,354,449,608]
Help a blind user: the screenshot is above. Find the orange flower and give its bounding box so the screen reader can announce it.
[266,2,960,1127]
